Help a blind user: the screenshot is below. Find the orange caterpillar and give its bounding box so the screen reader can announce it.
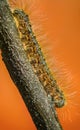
[8,0,80,130]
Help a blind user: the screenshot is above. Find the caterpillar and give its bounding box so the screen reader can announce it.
[12,9,65,108]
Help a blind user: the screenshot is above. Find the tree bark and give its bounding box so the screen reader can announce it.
[0,0,63,130]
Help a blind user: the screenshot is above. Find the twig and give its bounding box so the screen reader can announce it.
[0,0,63,130]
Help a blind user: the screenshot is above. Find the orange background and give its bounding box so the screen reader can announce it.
[0,0,80,130]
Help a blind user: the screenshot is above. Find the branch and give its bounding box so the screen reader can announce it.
[0,0,63,130]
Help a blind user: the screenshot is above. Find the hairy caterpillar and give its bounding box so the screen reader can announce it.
[12,9,65,108]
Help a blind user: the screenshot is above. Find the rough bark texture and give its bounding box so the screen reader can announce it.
[0,0,63,130]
